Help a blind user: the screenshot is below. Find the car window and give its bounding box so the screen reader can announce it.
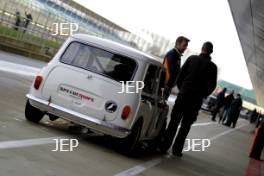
[143,65,159,94]
[60,42,137,82]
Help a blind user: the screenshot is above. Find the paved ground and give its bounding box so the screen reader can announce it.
[0,51,263,176]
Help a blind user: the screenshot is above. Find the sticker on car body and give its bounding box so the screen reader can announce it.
[58,86,94,102]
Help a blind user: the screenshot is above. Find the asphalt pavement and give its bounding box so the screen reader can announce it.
[0,51,262,176]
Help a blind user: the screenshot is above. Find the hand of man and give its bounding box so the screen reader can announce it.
[163,86,171,100]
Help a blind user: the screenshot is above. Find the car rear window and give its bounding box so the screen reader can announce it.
[60,42,137,82]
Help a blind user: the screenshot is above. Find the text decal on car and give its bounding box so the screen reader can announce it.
[59,86,94,102]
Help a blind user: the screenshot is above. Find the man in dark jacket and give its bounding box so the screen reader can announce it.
[160,41,217,156]
[224,94,242,128]
[221,90,234,123]
[250,109,258,123]
[14,11,20,31]
[23,12,33,33]
[162,36,189,99]
[211,88,226,121]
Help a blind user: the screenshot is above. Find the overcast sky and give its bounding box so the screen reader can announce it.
[74,0,253,89]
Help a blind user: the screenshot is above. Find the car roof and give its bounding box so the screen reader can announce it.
[71,34,162,66]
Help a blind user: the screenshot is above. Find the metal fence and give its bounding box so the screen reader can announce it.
[0,0,174,58]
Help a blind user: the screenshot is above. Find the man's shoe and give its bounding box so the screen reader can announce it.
[172,148,183,157]
[157,144,170,154]
[173,151,183,157]
[156,147,168,154]
[157,139,171,154]
[223,123,230,127]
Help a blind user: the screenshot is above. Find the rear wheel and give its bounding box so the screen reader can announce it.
[148,105,168,151]
[25,100,44,123]
[49,114,59,121]
[156,120,167,141]
[119,120,142,155]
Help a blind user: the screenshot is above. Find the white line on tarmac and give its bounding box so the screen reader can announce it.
[0,60,40,77]
[114,122,248,176]
[192,122,215,127]
[0,136,64,149]
[14,118,23,122]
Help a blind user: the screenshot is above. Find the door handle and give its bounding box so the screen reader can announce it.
[87,74,93,79]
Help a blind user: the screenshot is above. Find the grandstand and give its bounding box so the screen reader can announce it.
[0,0,174,58]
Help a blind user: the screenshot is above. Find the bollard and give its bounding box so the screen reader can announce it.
[248,122,264,160]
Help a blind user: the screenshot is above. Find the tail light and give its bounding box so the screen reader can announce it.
[34,75,43,90]
[121,105,131,120]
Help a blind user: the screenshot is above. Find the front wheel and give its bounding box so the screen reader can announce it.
[25,100,44,123]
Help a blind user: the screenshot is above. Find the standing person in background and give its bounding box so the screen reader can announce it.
[162,36,190,100]
[220,90,234,124]
[250,109,258,123]
[23,12,33,33]
[159,42,217,157]
[211,88,226,122]
[256,112,263,128]
[224,94,242,128]
[14,11,21,31]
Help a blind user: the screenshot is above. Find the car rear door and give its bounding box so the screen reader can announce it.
[138,64,161,136]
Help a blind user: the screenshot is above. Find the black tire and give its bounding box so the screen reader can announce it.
[119,120,142,155]
[155,104,168,142]
[147,119,167,152]
[148,105,168,151]
[25,100,44,123]
[49,114,59,121]
[155,120,167,142]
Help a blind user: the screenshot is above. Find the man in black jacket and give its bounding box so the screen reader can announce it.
[211,88,226,121]
[160,41,217,156]
[162,36,190,99]
[224,94,242,128]
[221,90,234,123]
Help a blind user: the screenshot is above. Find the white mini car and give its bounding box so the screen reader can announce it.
[25,34,168,152]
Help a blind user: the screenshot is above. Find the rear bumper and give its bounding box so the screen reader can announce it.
[26,94,130,138]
